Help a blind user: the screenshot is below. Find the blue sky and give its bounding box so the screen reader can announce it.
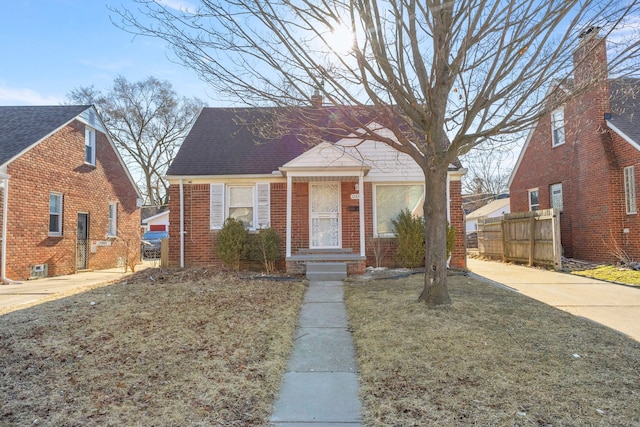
[0,0,210,106]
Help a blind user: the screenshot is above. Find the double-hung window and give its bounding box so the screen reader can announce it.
[528,188,540,211]
[551,108,565,147]
[210,183,270,230]
[624,166,637,214]
[49,192,63,236]
[550,183,563,212]
[85,127,96,165]
[107,202,118,236]
[374,184,424,236]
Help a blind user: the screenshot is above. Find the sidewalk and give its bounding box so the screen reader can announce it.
[468,258,640,341]
[270,280,362,427]
[0,261,154,314]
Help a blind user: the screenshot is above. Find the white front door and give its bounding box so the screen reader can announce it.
[309,182,341,248]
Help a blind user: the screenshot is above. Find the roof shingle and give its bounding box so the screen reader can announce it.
[0,105,90,166]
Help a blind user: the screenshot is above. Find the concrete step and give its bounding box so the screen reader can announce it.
[306,262,347,281]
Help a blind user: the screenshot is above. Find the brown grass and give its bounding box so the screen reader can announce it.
[345,273,640,426]
[0,267,306,426]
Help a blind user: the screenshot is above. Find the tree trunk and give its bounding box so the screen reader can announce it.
[419,161,452,305]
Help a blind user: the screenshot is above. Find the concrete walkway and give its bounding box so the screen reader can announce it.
[0,261,154,314]
[468,258,640,341]
[270,280,362,427]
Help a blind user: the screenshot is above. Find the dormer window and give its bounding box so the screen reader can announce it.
[551,108,565,147]
[85,126,96,165]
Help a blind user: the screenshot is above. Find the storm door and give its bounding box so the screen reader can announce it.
[76,213,89,270]
[309,182,341,248]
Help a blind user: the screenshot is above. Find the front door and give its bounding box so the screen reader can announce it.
[309,182,341,248]
[76,213,89,270]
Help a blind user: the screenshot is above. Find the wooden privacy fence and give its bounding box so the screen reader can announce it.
[477,209,562,270]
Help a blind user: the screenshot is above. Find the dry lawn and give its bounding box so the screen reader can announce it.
[0,268,306,426]
[345,273,640,426]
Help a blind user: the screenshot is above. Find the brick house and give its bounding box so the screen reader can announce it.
[509,30,640,263]
[0,105,142,282]
[165,107,466,274]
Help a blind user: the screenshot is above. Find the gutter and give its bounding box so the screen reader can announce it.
[1,173,20,284]
[179,179,185,268]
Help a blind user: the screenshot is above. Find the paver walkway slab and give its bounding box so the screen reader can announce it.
[270,280,362,426]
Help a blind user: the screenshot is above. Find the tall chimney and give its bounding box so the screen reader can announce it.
[573,26,608,87]
[573,26,610,116]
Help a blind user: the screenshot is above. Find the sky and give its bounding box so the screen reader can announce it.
[0,0,211,106]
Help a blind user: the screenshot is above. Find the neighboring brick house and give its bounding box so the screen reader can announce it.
[509,30,640,263]
[0,105,142,282]
[165,107,466,274]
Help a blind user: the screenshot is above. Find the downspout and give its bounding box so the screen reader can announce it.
[179,179,185,268]
[1,173,19,284]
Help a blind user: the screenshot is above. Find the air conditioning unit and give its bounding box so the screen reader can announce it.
[30,264,48,279]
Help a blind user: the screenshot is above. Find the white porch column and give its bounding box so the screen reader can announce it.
[286,174,292,258]
[446,173,451,223]
[359,173,365,257]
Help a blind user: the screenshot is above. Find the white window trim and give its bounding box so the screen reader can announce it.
[210,183,270,231]
[373,183,425,238]
[551,107,565,147]
[107,202,118,237]
[528,188,540,211]
[227,185,255,228]
[624,166,637,215]
[550,183,563,212]
[85,126,96,165]
[49,192,63,237]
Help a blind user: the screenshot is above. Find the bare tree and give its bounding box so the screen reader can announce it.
[67,76,204,206]
[112,0,640,305]
[462,146,514,198]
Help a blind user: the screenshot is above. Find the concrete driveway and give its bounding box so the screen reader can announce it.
[468,258,640,341]
[0,262,154,315]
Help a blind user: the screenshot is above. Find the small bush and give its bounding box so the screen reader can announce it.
[392,209,425,268]
[217,218,248,270]
[247,227,281,274]
[447,223,456,259]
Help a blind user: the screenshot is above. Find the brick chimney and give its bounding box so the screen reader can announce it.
[311,91,323,108]
[573,26,610,115]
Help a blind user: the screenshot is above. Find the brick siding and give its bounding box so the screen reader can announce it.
[510,36,640,263]
[3,120,140,280]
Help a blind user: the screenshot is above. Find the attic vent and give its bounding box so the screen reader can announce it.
[30,264,48,279]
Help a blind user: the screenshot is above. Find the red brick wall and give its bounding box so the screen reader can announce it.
[509,36,637,263]
[4,120,140,280]
[169,177,467,271]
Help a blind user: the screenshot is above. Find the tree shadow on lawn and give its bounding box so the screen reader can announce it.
[345,273,640,426]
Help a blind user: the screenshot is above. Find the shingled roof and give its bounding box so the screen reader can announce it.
[608,78,640,145]
[166,107,384,176]
[167,106,465,177]
[0,105,91,166]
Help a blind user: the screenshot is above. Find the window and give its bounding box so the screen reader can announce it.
[551,108,565,147]
[374,184,424,236]
[550,183,563,212]
[624,166,637,214]
[210,183,270,230]
[49,192,63,236]
[85,127,96,165]
[228,186,254,227]
[528,188,539,211]
[107,202,118,236]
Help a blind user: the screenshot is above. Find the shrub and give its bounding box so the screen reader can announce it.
[247,227,281,274]
[392,209,425,268]
[217,218,248,270]
[447,223,456,260]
